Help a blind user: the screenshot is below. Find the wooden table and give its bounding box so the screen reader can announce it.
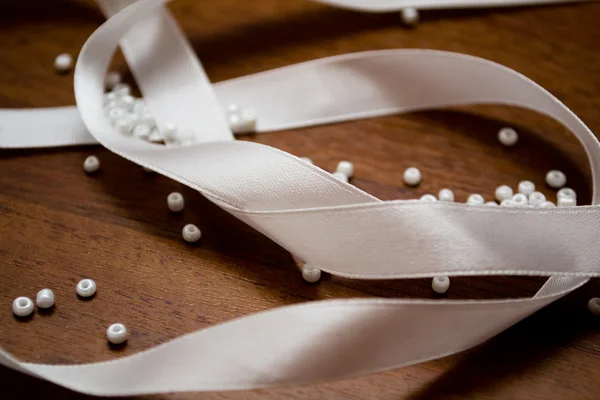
[1,0,600,398]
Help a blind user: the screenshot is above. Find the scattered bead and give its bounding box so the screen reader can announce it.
[302,263,321,283]
[106,323,128,344]
[518,180,535,196]
[36,289,55,309]
[300,157,313,164]
[466,194,485,206]
[528,191,546,207]
[403,167,421,186]
[501,199,516,207]
[512,193,528,207]
[12,297,34,317]
[498,127,518,147]
[484,201,498,207]
[540,201,556,208]
[494,185,513,202]
[182,224,201,243]
[401,8,419,26]
[588,298,600,316]
[76,279,97,298]
[557,197,576,207]
[167,192,184,212]
[105,71,121,89]
[83,155,100,174]
[438,188,454,202]
[432,276,450,294]
[420,194,437,202]
[54,53,73,73]
[336,161,354,178]
[557,187,576,200]
[332,171,349,182]
[546,170,566,189]
[229,109,257,134]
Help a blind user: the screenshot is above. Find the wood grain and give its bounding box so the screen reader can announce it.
[1,0,600,398]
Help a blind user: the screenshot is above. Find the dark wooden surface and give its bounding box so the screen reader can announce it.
[1,0,600,398]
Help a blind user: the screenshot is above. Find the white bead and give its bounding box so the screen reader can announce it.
[485,201,499,207]
[133,99,147,115]
[500,199,516,207]
[148,130,163,143]
[176,130,194,143]
[332,171,349,182]
[76,279,97,297]
[403,167,421,186]
[167,192,184,212]
[494,185,513,202]
[498,127,518,147]
[539,201,556,208]
[112,83,131,97]
[466,194,484,206]
[182,224,202,243]
[108,107,128,124]
[133,124,151,139]
[518,180,535,196]
[546,170,566,189]
[36,289,55,309]
[300,157,313,164]
[139,113,155,128]
[229,109,257,134]
[179,139,195,147]
[54,53,73,73]
[528,191,546,206]
[401,8,419,26]
[105,71,121,89]
[588,298,600,316]
[557,197,576,207]
[420,194,437,202]
[438,188,454,202]
[431,276,450,294]
[107,323,128,344]
[511,193,528,206]
[336,161,354,178]
[103,92,119,105]
[162,123,178,142]
[117,95,135,112]
[12,297,34,317]
[83,155,100,174]
[302,263,321,283]
[557,187,576,200]
[115,117,135,135]
[227,104,241,115]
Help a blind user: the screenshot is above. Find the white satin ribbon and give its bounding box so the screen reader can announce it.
[0,0,599,396]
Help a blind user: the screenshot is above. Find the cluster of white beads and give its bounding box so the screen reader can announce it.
[226,104,257,134]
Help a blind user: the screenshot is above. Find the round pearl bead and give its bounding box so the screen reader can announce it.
[495,185,513,202]
[540,201,556,208]
[336,161,354,178]
[104,92,119,105]
[76,279,97,298]
[466,194,484,206]
[557,187,576,200]
[588,298,600,316]
[501,199,516,207]
[105,71,121,89]
[133,124,151,139]
[167,192,184,212]
[438,188,454,202]
[557,197,576,207]
[485,201,499,207]
[528,191,546,207]
[498,127,518,147]
[420,194,437,202]
[302,263,321,283]
[12,297,34,317]
[518,180,535,196]
[182,224,202,243]
[36,289,55,309]
[300,157,313,164]
[115,117,135,135]
[512,193,528,206]
[546,170,566,189]
[401,8,419,26]
[83,155,100,174]
[54,53,73,73]
[112,83,131,97]
[162,123,178,142]
[107,323,128,344]
[117,95,136,112]
[432,276,450,294]
[332,171,349,182]
[108,107,128,124]
[403,167,421,186]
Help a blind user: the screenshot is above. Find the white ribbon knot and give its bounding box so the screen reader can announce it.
[0,0,598,396]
